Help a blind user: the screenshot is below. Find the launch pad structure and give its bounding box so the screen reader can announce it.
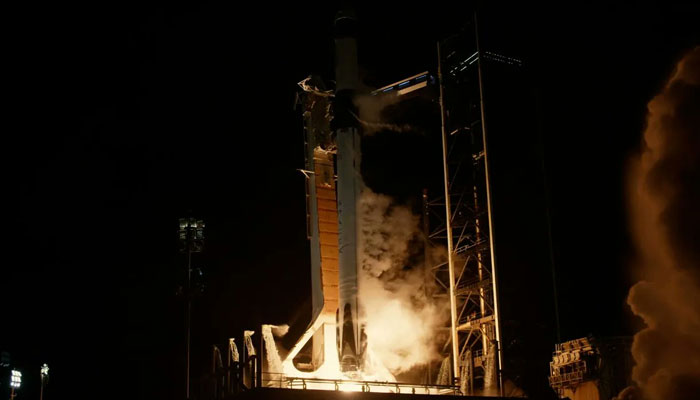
[211,11,526,400]
[426,15,522,396]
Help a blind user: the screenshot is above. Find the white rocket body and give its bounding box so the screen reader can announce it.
[334,9,365,373]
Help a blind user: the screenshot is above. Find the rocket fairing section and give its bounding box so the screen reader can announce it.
[333,8,365,374]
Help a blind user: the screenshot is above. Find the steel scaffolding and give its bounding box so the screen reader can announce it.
[425,15,518,395]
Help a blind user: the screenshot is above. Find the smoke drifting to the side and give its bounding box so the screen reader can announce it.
[625,47,700,400]
[358,189,448,374]
[354,94,415,135]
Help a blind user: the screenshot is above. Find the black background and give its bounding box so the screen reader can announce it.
[2,2,698,399]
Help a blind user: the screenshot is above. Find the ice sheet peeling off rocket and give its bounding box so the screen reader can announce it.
[281,8,366,377]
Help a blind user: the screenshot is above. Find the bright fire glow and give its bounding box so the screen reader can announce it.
[261,190,449,394]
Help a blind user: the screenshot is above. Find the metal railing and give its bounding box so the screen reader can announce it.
[261,373,461,395]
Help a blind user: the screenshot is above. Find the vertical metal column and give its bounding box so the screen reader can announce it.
[474,13,503,389]
[437,41,460,381]
[422,189,432,384]
[179,218,204,400]
[186,246,192,399]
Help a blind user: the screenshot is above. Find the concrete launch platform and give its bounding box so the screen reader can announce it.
[234,388,519,400]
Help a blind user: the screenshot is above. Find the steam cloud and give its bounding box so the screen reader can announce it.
[358,189,448,374]
[354,93,415,135]
[353,83,446,376]
[624,47,700,400]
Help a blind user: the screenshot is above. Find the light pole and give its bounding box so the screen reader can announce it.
[9,370,21,400]
[178,217,204,400]
[40,364,49,400]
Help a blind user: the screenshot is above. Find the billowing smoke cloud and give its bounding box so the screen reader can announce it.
[358,189,448,374]
[624,47,700,400]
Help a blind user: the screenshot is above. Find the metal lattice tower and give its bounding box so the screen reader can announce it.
[425,15,520,395]
[179,217,205,400]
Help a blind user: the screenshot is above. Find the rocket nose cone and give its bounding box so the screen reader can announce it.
[334,7,357,37]
[335,8,356,23]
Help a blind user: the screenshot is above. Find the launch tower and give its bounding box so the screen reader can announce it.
[225,10,526,398]
[426,15,522,395]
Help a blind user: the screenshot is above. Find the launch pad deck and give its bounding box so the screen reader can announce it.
[269,376,460,395]
[235,387,519,400]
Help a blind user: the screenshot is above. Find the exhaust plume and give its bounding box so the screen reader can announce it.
[262,325,284,375]
[625,47,700,400]
[358,189,448,374]
[353,84,446,375]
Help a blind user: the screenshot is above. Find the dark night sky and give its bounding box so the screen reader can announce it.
[2,2,698,400]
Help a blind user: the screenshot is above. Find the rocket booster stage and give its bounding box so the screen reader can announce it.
[333,8,365,373]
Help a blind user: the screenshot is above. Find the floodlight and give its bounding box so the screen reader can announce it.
[178,217,205,253]
[10,370,21,389]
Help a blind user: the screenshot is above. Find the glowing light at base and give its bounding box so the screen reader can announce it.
[262,319,456,395]
[270,318,395,385]
[259,190,452,395]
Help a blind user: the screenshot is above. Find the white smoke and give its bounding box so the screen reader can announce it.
[261,325,284,375]
[624,47,700,400]
[354,93,415,135]
[270,324,289,338]
[358,189,448,374]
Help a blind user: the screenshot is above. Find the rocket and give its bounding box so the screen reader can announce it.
[284,8,436,380]
[280,8,365,378]
[333,8,365,373]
